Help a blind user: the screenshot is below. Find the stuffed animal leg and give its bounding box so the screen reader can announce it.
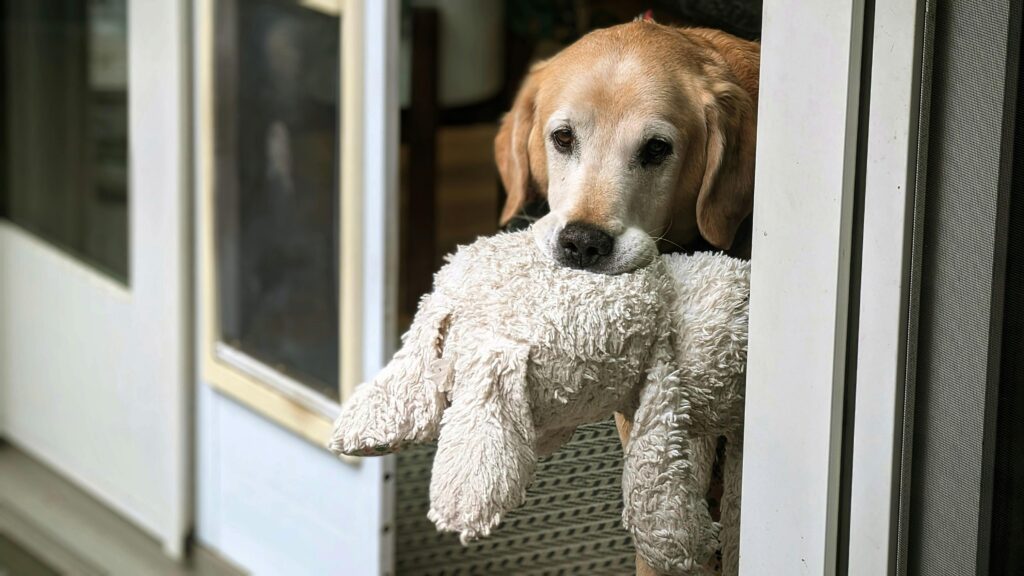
[622,252,750,576]
[427,334,537,543]
[330,292,452,456]
[623,364,721,575]
[719,434,743,576]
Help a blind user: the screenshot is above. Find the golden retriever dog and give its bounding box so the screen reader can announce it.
[495,19,759,576]
[496,20,759,272]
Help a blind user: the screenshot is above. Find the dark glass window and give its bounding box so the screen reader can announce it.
[215,0,340,398]
[2,0,129,282]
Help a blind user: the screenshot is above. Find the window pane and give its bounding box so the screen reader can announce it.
[1,0,129,282]
[215,0,340,399]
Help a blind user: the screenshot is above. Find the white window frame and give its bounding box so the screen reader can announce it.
[195,0,398,451]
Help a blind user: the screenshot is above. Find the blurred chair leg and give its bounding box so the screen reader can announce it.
[404,6,439,317]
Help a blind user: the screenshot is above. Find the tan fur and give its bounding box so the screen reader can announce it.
[498,23,760,575]
[495,60,549,224]
[496,21,760,255]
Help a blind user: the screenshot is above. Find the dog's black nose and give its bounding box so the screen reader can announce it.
[557,223,614,269]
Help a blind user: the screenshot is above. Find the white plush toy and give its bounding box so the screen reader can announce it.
[330,230,749,576]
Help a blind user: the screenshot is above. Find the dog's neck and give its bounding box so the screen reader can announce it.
[665,217,752,261]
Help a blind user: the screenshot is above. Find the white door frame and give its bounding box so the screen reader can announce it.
[847,0,931,573]
[362,5,401,570]
[0,0,191,557]
[740,0,865,572]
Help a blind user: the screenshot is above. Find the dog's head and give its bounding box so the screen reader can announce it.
[496,21,759,274]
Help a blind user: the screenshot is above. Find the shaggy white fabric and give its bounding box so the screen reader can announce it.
[330,230,749,575]
[622,252,749,575]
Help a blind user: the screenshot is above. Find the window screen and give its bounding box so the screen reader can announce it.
[904,1,1022,573]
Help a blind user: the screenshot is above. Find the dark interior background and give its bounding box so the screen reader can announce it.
[989,7,1024,571]
[397,0,762,327]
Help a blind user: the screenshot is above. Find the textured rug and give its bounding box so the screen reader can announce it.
[395,419,635,575]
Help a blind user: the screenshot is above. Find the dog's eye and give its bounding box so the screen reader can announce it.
[640,138,672,166]
[551,128,574,153]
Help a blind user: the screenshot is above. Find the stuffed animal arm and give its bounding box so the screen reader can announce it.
[329,230,749,575]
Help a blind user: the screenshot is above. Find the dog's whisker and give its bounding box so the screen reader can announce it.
[658,237,686,251]
[646,217,686,252]
[646,217,675,239]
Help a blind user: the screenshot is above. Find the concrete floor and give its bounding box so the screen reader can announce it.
[0,439,244,576]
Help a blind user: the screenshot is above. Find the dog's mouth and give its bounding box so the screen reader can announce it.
[532,217,658,275]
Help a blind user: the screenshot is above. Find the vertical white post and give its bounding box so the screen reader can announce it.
[847,1,929,573]
[361,1,401,574]
[740,0,865,573]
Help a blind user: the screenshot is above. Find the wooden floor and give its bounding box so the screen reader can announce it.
[0,439,245,576]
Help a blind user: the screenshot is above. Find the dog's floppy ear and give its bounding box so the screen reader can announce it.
[495,60,549,226]
[694,34,759,251]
